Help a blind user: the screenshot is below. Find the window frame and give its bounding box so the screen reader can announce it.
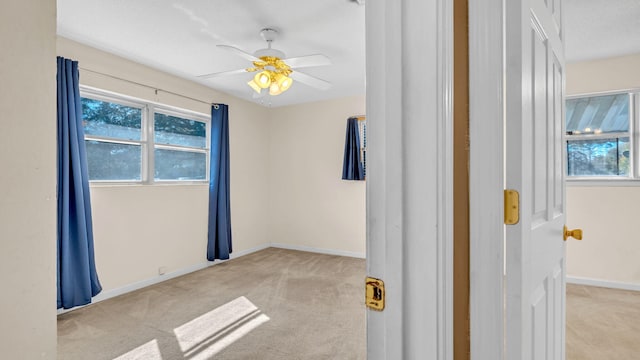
[80,86,210,185]
[565,89,638,183]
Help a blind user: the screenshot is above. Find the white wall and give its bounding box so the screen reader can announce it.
[566,187,640,285]
[0,0,57,358]
[268,96,366,256]
[57,37,271,293]
[566,53,640,288]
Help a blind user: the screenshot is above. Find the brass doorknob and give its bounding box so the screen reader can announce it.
[563,226,583,241]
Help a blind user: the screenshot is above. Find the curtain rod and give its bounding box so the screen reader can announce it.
[79,67,216,106]
[353,115,366,121]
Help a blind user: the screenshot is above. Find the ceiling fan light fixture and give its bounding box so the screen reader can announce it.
[276,73,293,92]
[254,71,272,88]
[207,28,332,98]
[247,79,262,94]
[269,82,283,96]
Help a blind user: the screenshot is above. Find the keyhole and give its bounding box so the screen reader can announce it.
[372,286,382,301]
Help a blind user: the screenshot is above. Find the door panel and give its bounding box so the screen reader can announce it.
[532,21,548,222]
[531,283,547,360]
[553,57,564,216]
[551,264,563,358]
[506,0,565,358]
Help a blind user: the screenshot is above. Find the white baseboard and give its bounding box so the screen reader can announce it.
[567,276,640,292]
[229,243,272,259]
[270,243,366,259]
[57,243,270,315]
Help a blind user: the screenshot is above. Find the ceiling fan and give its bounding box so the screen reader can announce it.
[198,28,332,97]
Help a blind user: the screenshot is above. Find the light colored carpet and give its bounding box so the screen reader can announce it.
[566,283,640,359]
[58,248,366,360]
[59,249,639,359]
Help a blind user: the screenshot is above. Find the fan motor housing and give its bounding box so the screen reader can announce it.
[254,48,285,59]
[260,28,278,42]
[255,28,285,59]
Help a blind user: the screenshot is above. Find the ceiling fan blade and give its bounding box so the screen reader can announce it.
[217,44,260,62]
[197,68,248,79]
[283,54,332,69]
[290,70,332,91]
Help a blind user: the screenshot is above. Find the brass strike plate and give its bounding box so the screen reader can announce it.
[365,277,385,311]
[504,189,520,225]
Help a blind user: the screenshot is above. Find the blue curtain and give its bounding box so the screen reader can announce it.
[342,117,365,180]
[57,57,102,309]
[207,104,232,261]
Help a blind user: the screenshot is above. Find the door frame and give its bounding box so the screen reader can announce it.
[468,0,506,359]
[365,0,454,359]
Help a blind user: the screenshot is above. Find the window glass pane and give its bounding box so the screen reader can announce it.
[154,149,206,180]
[154,113,206,148]
[85,140,141,181]
[567,138,630,176]
[81,98,142,140]
[566,94,629,134]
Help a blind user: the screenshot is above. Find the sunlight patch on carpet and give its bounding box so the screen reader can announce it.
[173,296,270,359]
[113,339,162,360]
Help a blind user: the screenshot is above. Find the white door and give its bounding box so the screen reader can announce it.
[505,0,567,359]
[365,0,453,359]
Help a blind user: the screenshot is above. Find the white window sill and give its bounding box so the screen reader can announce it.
[567,178,640,187]
[89,181,208,188]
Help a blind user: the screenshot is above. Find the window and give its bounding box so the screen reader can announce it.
[82,97,144,181]
[566,92,635,179]
[81,88,209,183]
[153,112,207,181]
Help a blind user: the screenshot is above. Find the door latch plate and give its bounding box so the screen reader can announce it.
[365,277,385,311]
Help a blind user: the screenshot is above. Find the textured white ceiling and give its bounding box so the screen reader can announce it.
[565,0,640,63]
[57,0,366,108]
[57,0,639,107]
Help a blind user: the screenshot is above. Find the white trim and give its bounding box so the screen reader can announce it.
[469,0,505,358]
[365,2,404,357]
[270,243,366,259]
[567,276,640,292]
[567,179,640,187]
[633,93,639,178]
[80,86,147,110]
[89,181,209,187]
[566,88,639,100]
[565,131,629,140]
[57,243,269,315]
[366,0,453,359]
[437,0,455,356]
[80,84,210,119]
